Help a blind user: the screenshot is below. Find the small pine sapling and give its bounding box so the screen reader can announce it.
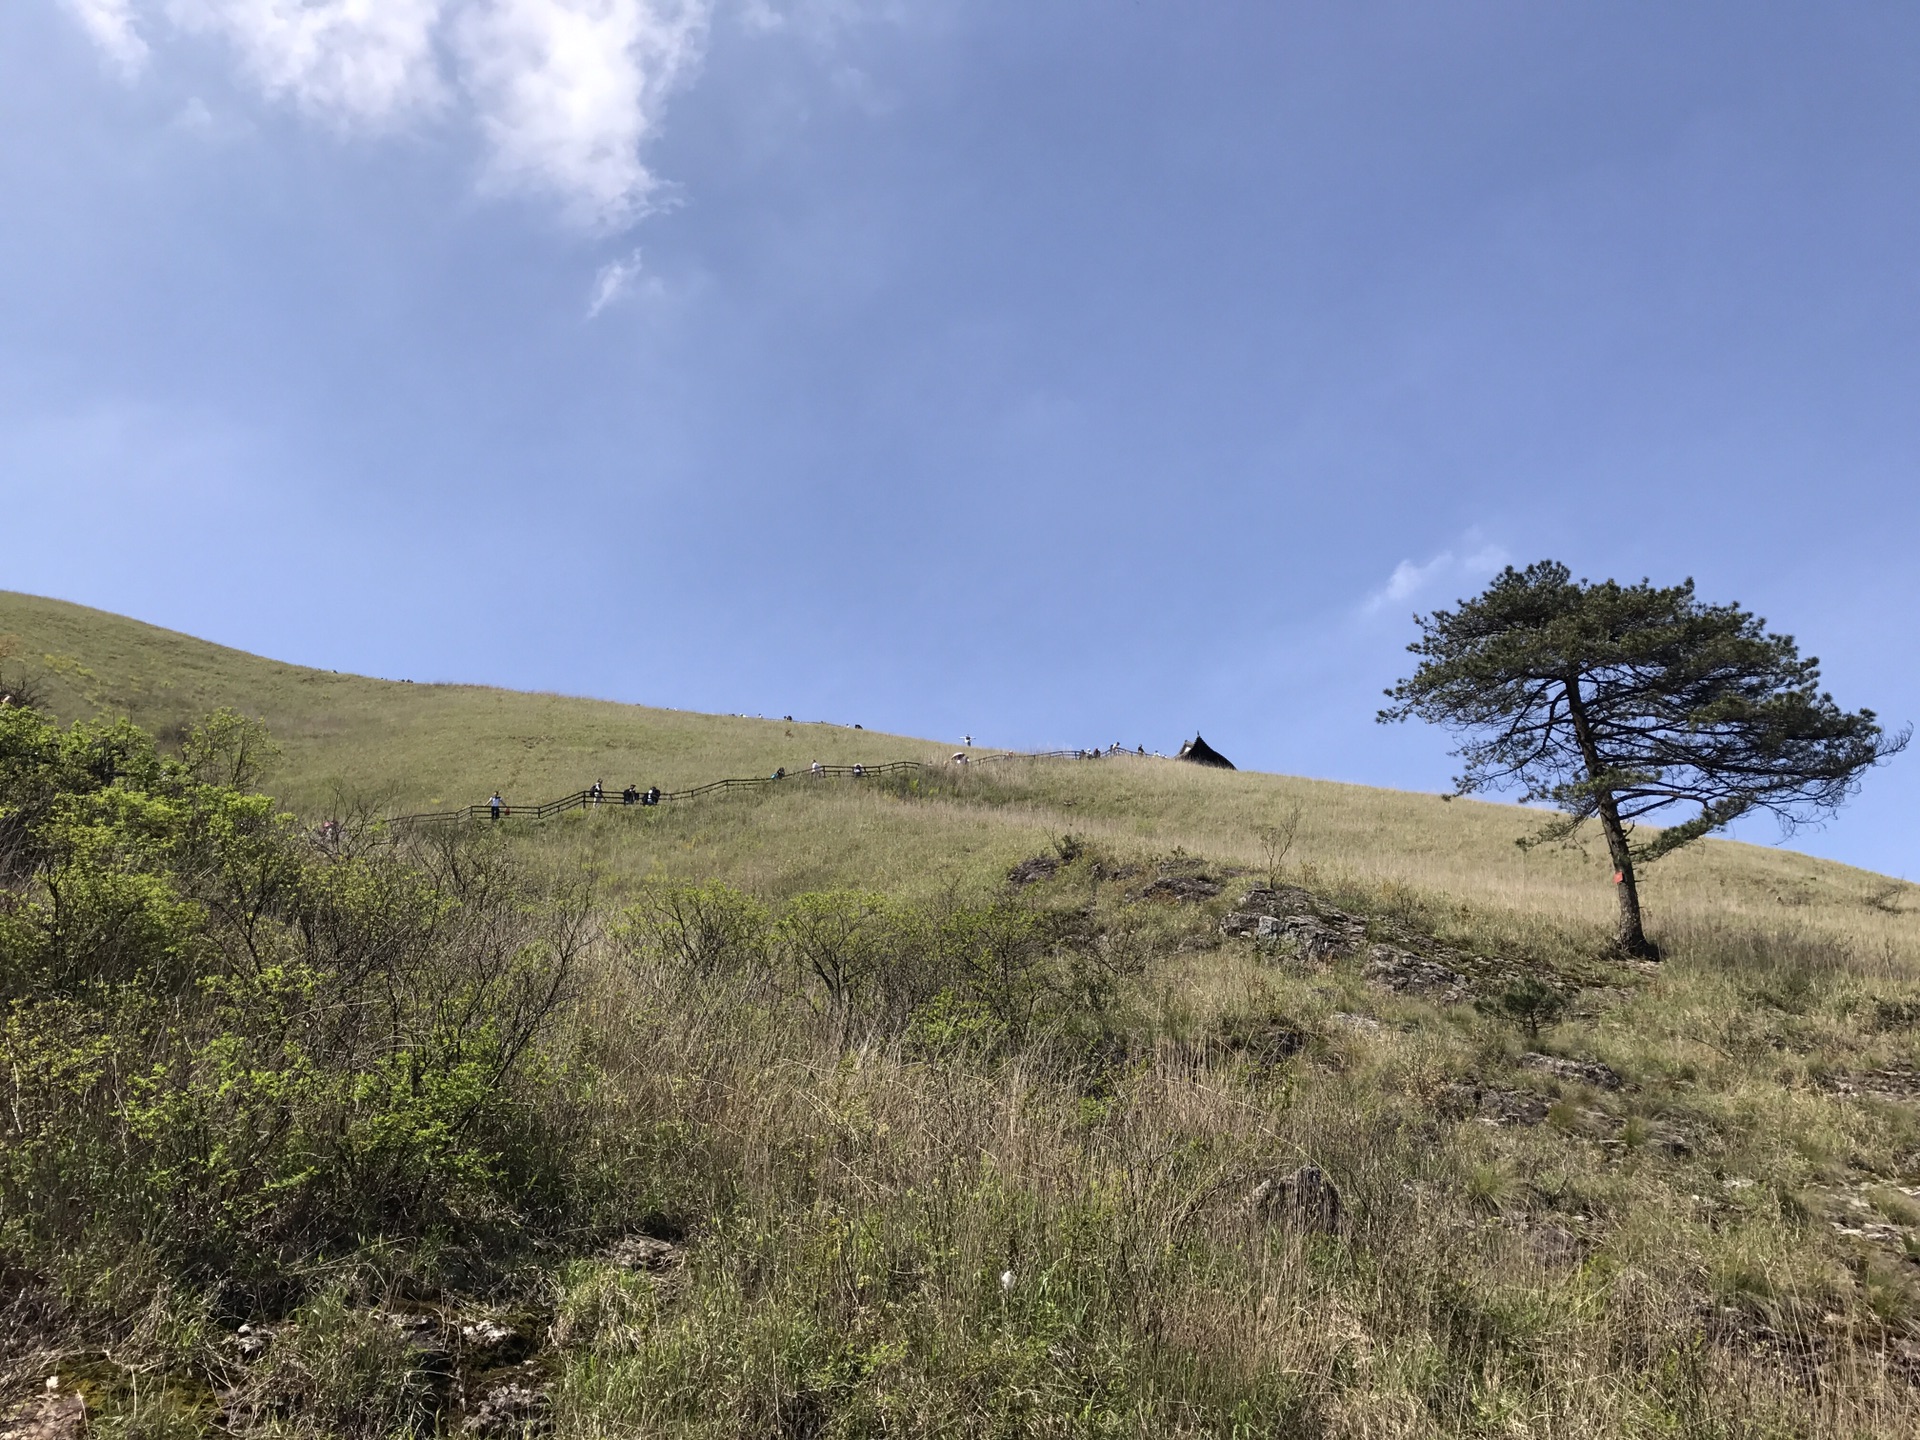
[1478,973,1567,1040]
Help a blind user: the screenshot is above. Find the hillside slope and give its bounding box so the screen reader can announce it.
[2,587,1912,955]
[10,590,1920,1437]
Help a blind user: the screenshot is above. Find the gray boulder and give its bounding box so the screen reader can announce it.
[469,1380,549,1438]
[0,1387,87,1440]
[606,1234,682,1272]
[1365,945,1469,1003]
[1248,1163,1344,1235]
[1440,1082,1550,1126]
[1521,1052,1624,1090]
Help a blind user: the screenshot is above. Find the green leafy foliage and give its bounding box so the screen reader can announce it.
[616,879,770,983]
[179,707,280,791]
[773,888,909,1024]
[0,704,595,1306]
[613,878,1105,1050]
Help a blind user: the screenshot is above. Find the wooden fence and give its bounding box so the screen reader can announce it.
[386,747,1137,831]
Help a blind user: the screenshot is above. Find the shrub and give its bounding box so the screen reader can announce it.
[934,901,1049,1042]
[617,879,770,984]
[0,709,597,1312]
[774,889,911,1029]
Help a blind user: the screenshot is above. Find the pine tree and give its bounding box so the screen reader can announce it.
[1380,562,1906,957]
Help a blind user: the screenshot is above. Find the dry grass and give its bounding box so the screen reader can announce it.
[10,589,1920,1436]
[530,892,1920,1437]
[9,589,1912,972]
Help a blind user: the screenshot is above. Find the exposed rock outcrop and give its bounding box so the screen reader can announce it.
[469,1379,549,1438]
[1364,945,1469,1003]
[1235,885,1316,915]
[1440,1082,1550,1126]
[0,1385,86,1440]
[605,1234,682,1272]
[1514,1219,1588,1266]
[1248,1164,1344,1235]
[1137,875,1222,904]
[1219,889,1367,962]
[1521,1052,1624,1090]
[1006,855,1061,887]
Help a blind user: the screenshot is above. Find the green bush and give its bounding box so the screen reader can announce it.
[0,705,597,1311]
[774,889,915,1029]
[616,879,770,984]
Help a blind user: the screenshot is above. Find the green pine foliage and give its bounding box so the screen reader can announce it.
[1382,560,1904,955]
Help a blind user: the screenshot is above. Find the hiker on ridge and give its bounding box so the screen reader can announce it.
[489,792,503,821]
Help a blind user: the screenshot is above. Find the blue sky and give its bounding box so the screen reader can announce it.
[4,2,1917,878]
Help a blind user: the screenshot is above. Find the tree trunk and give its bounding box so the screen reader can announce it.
[1564,675,1660,960]
[1593,794,1656,959]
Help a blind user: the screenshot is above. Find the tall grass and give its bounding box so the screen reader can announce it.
[533,883,1920,1437]
[8,591,1920,1436]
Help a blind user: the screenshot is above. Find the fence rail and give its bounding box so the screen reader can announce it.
[385,746,1147,832]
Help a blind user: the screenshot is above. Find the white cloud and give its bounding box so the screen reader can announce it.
[587,246,658,315]
[456,0,709,230]
[61,0,713,228]
[168,93,254,141]
[736,0,786,32]
[737,0,909,40]
[63,0,150,78]
[172,94,214,130]
[165,1,448,125]
[1362,536,1511,616]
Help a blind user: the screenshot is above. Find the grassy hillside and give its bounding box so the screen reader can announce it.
[8,589,1920,1438]
[2,587,1911,958]
[0,588,919,808]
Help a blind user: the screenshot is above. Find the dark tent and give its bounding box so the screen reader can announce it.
[1176,734,1235,769]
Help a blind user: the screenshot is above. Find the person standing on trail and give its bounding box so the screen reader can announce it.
[590,779,604,807]
[623,784,637,805]
[645,786,660,806]
[490,792,502,822]
[811,760,824,775]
